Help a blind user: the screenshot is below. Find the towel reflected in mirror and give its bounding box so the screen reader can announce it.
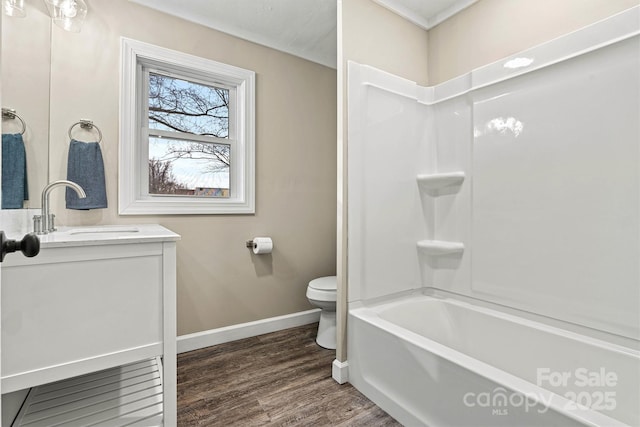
[1,133,29,209]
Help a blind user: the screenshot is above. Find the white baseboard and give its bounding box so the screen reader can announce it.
[177,309,321,354]
[332,359,349,384]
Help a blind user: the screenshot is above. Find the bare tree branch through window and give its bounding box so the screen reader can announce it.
[147,72,231,197]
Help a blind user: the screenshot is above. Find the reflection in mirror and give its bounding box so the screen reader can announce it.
[1,1,51,208]
[2,0,26,18]
[43,0,87,33]
[1,108,28,208]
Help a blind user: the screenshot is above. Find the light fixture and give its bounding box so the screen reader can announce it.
[3,0,26,17]
[44,0,87,33]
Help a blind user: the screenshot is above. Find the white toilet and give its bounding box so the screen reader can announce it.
[306,276,337,349]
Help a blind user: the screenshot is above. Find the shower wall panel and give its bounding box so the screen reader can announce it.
[348,7,639,340]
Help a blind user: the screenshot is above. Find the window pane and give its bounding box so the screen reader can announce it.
[148,72,229,138]
[148,137,230,197]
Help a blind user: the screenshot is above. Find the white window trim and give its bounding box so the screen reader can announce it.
[119,37,255,215]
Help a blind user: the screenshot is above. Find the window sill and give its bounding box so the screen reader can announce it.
[118,196,255,215]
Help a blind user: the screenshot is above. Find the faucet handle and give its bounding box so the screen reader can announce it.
[33,215,43,234]
[33,214,55,235]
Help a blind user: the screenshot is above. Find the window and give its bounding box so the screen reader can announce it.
[119,38,255,214]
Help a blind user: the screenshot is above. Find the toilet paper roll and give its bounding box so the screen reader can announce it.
[252,237,273,254]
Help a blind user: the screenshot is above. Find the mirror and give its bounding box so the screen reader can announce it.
[1,2,51,209]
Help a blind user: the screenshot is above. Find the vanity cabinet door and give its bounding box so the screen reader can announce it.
[1,242,164,393]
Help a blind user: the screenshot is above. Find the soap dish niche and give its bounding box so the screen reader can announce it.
[416,240,464,256]
[417,172,465,196]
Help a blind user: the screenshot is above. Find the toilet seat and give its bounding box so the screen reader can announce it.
[306,276,337,302]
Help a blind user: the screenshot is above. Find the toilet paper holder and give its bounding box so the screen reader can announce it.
[246,237,273,255]
[246,239,270,248]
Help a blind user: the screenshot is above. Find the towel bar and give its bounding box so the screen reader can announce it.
[68,119,103,143]
[1,108,26,135]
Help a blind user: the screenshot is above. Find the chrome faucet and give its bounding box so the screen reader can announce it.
[33,180,87,235]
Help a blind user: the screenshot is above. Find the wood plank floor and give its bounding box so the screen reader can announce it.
[177,323,401,426]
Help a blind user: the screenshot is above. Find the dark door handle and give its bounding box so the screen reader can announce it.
[0,231,40,262]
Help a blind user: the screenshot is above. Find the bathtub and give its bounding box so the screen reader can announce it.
[347,293,640,427]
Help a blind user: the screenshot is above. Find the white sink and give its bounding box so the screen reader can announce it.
[67,226,140,235]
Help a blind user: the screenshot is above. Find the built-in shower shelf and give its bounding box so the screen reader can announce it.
[417,240,464,256]
[416,172,465,194]
[12,358,163,427]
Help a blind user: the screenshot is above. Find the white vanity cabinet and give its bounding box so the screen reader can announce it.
[1,224,179,425]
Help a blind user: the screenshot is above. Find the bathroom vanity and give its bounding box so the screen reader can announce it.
[1,224,179,425]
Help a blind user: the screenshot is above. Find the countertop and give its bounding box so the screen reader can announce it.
[34,224,180,248]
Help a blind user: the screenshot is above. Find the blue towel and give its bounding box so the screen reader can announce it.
[66,139,107,209]
[2,133,29,209]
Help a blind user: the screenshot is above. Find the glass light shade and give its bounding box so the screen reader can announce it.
[44,0,87,33]
[3,0,26,17]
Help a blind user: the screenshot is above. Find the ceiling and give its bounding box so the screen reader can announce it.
[129,0,477,69]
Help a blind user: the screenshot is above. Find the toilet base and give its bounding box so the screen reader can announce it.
[315,310,336,350]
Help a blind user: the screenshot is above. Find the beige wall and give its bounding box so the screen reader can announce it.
[45,0,336,335]
[337,0,429,362]
[341,0,429,86]
[428,0,640,84]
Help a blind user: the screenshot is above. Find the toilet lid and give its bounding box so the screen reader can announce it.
[309,276,337,291]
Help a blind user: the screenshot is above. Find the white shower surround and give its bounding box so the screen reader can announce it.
[347,6,639,426]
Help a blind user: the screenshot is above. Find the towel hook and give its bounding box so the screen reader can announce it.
[68,119,103,143]
[1,108,26,135]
